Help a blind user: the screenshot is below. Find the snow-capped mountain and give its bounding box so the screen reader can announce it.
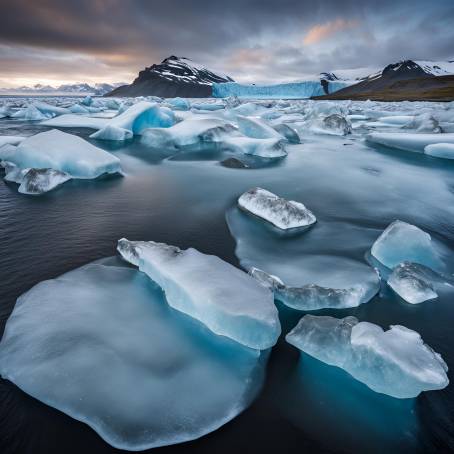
[0,82,125,96]
[107,56,234,97]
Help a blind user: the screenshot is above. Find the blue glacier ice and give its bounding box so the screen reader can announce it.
[370,220,443,271]
[286,315,449,398]
[0,129,121,180]
[117,238,281,350]
[0,260,266,450]
[212,81,348,99]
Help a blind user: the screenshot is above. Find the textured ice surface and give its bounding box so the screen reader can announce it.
[371,220,442,271]
[226,209,380,310]
[42,114,109,129]
[286,315,449,398]
[424,143,454,159]
[222,137,287,158]
[236,115,283,140]
[317,114,352,136]
[387,262,438,304]
[271,123,300,143]
[18,168,71,195]
[167,97,191,110]
[0,129,121,179]
[0,261,266,450]
[90,125,133,141]
[367,132,454,153]
[12,105,49,121]
[238,187,316,230]
[117,239,281,350]
[0,136,25,147]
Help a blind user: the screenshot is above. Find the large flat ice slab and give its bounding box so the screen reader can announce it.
[0,261,266,450]
[424,143,454,159]
[286,315,449,398]
[238,188,316,231]
[0,129,121,179]
[117,239,281,350]
[367,132,454,153]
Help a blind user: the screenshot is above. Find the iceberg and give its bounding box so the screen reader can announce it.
[117,239,281,350]
[250,267,379,310]
[90,125,133,141]
[424,143,454,159]
[310,114,352,136]
[238,187,316,231]
[191,101,225,111]
[387,262,438,304]
[286,315,449,398]
[212,81,348,99]
[236,115,283,140]
[367,132,454,153]
[12,105,49,121]
[222,137,287,158]
[272,123,300,143]
[167,97,191,110]
[0,129,121,179]
[42,114,109,129]
[370,220,442,271]
[69,103,90,114]
[0,260,266,450]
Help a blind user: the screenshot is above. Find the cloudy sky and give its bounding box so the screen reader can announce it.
[0,0,453,87]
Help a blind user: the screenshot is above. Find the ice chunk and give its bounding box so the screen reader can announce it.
[367,132,454,153]
[311,114,352,136]
[378,115,414,126]
[286,315,449,398]
[191,101,225,111]
[0,261,266,450]
[238,187,316,231]
[424,143,454,159]
[250,267,379,310]
[12,105,49,121]
[90,125,133,141]
[81,95,93,106]
[141,118,237,150]
[69,103,90,114]
[371,220,442,270]
[42,114,109,129]
[18,168,71,195]
[0,129,121,179]
[109,101,176,134]
[272,123,300,143]
[387,262,438,304]
[222,137,287,158]
[167,97,191,110]
[117,239,281,350]
[405,113,442,133]
[236,115,283,140]
[220,157,249,168]
[0,103,14,118]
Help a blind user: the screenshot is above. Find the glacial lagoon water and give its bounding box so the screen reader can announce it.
[1,99,454,453]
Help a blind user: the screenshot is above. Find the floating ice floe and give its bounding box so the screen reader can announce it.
[0,130,121,194]
[238,187,316,231]
[117,239,281,350]
[370,220,442,271]
[90,125,133,141]
[0,260,266,450]
[367,132,454,153]
[271,123,300,143]
[387,262,438,304]
[250,267,380,311]
[235,115,283,140]
[68,103,90,114]
[424,143,454,159]
[286,315,449,398]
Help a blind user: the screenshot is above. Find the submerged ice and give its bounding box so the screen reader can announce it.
[0,260,266,450]
[286,315,449,398]
[117,239,281,350]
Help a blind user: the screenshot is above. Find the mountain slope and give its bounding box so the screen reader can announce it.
[106,56,234,98]
[0,83,125,96]
[314,60,454,101]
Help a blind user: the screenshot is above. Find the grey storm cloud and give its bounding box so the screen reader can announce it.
[0,0,453,84]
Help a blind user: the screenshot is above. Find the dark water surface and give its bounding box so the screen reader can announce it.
[1,118,454,453]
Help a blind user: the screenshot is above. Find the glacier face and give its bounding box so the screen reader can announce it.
[0,260,266,450]
[212,81,348,99]
[117,239,281,350]
[286,315,449,398]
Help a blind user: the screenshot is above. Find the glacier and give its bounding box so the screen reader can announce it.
[387,262,438,304]
[212,81,349,99]
[370,220,443,271]
[117,239,281,350]
[286,315,449,398]
[0,260,266,450]
[238,187,316,231]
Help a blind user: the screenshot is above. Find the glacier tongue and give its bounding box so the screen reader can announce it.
[286,315,449,398]
[117,239,281,350]
[238,187,316,231]
[0,261,266,450]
